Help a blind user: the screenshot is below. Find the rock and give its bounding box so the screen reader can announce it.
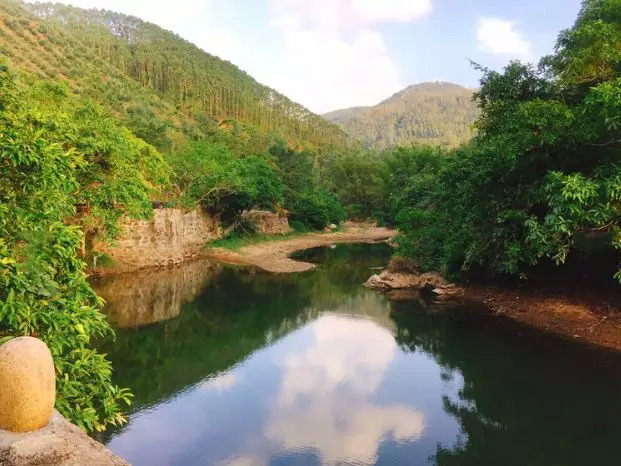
[364,269,446,292]
[0,337,55,433]
[432,283,465,299]
[365,274,392,291]
[0,410,128,465]
[327,224,338,230]
[418,272,447,290]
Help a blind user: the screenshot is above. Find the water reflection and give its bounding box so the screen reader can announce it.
[106,308,461,465]
[98,244,621,466]
[92,260,222,328]
[390,300,621,466]
[259,315,427,465]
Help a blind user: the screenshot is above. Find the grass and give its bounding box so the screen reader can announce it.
[206,231,305,250]
[205,221,347,251]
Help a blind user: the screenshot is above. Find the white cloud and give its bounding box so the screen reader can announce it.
[477,17,532,58]
[271,0,432,31]
[266,0,433,113]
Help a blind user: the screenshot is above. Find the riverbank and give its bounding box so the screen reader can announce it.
[365,264,621,352]
[459,285,621,352]
[204,222,396,273]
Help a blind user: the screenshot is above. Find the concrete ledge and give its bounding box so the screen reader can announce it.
[0,410,127,465]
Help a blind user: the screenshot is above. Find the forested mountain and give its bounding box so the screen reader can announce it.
[0,0,350,150]
[323,106,370,125]
[324,82,478,149]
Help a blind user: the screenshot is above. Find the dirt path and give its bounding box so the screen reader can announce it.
[204,224,396,273]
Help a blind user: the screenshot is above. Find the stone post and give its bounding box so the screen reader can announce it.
[0,337,56,433]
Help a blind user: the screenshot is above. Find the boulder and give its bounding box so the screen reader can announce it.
[0,337,55,433]
[364,269,446,292]
[365,274,391,291]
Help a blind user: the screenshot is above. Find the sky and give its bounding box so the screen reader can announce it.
[37,0,584,113]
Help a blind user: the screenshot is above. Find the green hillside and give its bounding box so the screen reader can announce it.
[0,0,350,151]
[324,82,478,149]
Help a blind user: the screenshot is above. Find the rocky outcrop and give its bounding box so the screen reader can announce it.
[0,411,127,466]
[365,256,462,296]
[241,210,291,235]
[93,208,223,273]
[0,337,55,433]
[365,269,447,292]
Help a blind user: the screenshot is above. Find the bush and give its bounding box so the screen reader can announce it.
[389,0,621,282]
[290,190,346,230]
[168,141,283,224]
[0,64,170,431]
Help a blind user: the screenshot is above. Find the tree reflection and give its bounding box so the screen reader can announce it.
[389,300,621,466]
[96,244,392,442]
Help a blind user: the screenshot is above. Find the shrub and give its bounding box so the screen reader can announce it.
[0,64,169,431]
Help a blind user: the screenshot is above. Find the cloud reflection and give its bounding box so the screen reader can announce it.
[199,371,238,392]
[231,315,426,465]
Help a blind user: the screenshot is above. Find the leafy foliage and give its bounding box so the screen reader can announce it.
[270,142,346,230]
[390,0,620,281]
[0,64,168,431]
[168,141,283,224]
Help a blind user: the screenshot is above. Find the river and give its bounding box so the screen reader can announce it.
[92,243,621,466]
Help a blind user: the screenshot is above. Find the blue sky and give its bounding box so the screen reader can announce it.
[45,0,584,113]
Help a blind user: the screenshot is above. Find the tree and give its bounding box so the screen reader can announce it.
[393,0,621,281]
[168,141,283,224]
[0,63,169,431]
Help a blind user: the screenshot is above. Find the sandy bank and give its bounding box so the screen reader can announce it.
[204,223,396,273]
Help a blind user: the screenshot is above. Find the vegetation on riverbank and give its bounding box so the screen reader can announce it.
[334,0,621,283]
[207,232,303,251]
[0,66,156,431]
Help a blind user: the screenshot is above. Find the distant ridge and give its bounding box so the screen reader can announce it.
[324,82,478,149]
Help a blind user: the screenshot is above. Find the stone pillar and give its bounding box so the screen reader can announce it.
[0,337,129,465]
[0,337,56,433]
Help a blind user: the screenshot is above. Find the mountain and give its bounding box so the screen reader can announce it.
[0,0,350,151]
[323,106,370,125]
[324,82,478,149]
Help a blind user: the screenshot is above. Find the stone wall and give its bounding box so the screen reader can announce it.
[93,208,223,273]
[241,210,291,235]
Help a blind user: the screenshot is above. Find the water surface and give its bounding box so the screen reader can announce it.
[94,243,621,466]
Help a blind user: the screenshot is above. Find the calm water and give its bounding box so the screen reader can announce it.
[93,244,621,466]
